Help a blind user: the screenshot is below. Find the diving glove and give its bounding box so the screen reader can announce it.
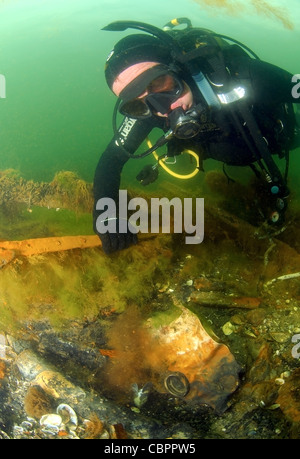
[97,218,138,254]
[136,164,158,186]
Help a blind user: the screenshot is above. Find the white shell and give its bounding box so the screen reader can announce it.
[40,414,62,428]
[57,404,78,429]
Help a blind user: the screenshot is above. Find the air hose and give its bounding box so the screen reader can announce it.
[146,137,200,179]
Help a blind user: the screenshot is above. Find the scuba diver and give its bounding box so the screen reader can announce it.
[93,18,300,254]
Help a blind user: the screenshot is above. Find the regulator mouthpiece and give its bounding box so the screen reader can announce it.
[168,107,201,139]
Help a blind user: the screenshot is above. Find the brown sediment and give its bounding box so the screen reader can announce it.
[232,296,261,309]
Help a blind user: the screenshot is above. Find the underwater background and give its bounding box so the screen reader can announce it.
[1,0,300,441]
[0,0,300,187]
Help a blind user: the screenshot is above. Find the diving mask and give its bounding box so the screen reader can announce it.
[118,65,184,118]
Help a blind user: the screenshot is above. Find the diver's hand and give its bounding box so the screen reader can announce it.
[98,219,138,254]
[136,165,158,186]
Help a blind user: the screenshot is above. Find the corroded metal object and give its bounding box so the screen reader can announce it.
[155,306,241,413]
[0,235,101,267]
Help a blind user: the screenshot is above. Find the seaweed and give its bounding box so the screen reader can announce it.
[24,386,53,419]
[191,0,293,30]
[83,413,105,439]
[0,169,93,225]
[50,171,93,213]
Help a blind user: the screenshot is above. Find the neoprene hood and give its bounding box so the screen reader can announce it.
[104,34,173,90]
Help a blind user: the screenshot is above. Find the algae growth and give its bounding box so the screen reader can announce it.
[0,169,93,219]
[191,0,294,29]
[1,169,300,438]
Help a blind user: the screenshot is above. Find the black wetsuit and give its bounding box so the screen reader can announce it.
[93,49,299,253]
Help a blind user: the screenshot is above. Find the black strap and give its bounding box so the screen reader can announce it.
[180,33,289,196]
[236,101,289,197]
[227,100,288,194]
[179,45,220,64]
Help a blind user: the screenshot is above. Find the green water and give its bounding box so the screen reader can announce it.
[0,0,299,188]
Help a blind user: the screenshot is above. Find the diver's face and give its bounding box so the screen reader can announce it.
[113,62,194,118]
[134,78,193,117]
[158,81,193,116]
